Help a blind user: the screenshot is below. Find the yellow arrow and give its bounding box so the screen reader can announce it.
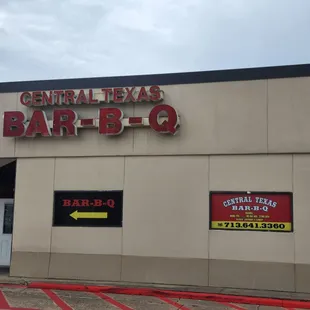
[70,210,108,220]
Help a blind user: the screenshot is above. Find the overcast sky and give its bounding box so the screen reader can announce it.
[0,0,309,82]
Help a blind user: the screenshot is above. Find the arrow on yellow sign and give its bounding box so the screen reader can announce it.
[70,210,108,220]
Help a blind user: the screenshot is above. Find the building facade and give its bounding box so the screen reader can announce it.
[0,64,310,293]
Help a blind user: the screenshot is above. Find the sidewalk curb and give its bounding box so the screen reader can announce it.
[26,282,310,309]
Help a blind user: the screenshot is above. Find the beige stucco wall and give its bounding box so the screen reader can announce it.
[1,79,269,157]
[0,76,309,157]
[8,153,309,292]
[209,155,294,264]
[4,75,310,292]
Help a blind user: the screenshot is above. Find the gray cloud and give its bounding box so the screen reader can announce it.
[0,0,310,82]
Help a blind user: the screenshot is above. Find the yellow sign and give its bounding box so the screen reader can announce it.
[211,221,291,231]
[70,210,108,220]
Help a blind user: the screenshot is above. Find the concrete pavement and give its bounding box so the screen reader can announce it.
[0,269,309,302]
[0,269,309,309]
[0,287,306,309]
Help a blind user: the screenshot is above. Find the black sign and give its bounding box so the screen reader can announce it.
[53,191,123,227]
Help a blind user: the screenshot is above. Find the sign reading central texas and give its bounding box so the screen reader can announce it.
[53,190,123,227]
[210,191,293,232]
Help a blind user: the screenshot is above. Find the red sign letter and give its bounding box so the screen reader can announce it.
[62,200,71,206]
[113,88,124,103]
[25,110,51,137]
[32,91,43,106]
[137,87,149,102]
[149,85,163,102]
[93,199,102,207]
[99,108,124,135]
[124,87,136,102]
[53,109,78,136]
[42,91,53,105]
[20,92,32,107]
[54,90,64,105]
[149,104,179,135]
[76,90,87,104]
[3,111,26,137]
[88,90,98,104]
[64,90,75,105]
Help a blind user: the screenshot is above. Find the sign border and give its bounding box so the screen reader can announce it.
[209,191,294,233]
[52,190,123,228]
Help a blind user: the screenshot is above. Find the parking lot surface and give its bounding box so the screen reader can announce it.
[0,287,306,309]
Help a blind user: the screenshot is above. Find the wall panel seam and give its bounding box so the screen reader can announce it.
[120,156,126,281]
[47,158,56,278]
[266,79,269,153]
[207,155,210,286]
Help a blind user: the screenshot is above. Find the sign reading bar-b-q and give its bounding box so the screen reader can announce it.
[53,190,123,227]
[2,86,180,137]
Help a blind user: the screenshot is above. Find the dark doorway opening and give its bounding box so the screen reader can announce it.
[0,160,16,198]
[0,160,16,275]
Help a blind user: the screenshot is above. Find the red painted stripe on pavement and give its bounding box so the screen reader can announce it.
[0,291,10,308]
[27,282,310,309]
[159,297,192,309]
[96,293,134,310]
[42,289,73,310]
